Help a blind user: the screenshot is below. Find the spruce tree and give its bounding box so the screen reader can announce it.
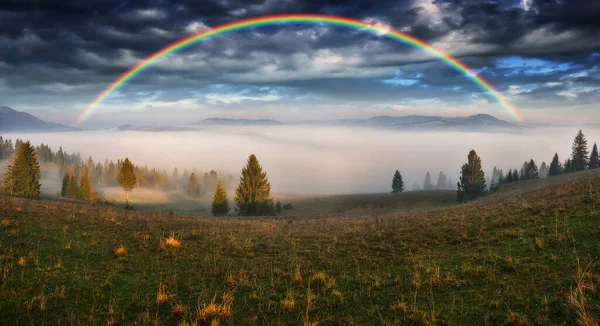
[1,156,15,195]
[61,173,69,197]
[187,173,199,197]
[118,158,137,205]
[423,172,433,190]
[234,154,275,216]
[1,141,41,198]
[78,169,93,201]
[67,172,79,199]
[391,170,404,193]
[436,171,447,190]
[589,143,599,169]
[570,130,588,172]
[456,150,486,203]
[539,162,549,178]
[211,180,230,216]
[564,158,572,174]
[548,153,562,176]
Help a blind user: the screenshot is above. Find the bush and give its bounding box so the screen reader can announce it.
[283,203,293,210]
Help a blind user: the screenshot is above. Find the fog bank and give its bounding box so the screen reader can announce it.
[4,126,598,194]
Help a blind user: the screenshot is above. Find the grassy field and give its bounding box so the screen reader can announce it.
[1,170,599,325]
[98,187,457,218]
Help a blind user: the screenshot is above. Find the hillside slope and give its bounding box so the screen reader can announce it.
[0,170,599,325]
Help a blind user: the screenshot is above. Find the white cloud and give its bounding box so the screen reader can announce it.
[185,21,210,34]
[136,9,167,20]
[205,94,280,105]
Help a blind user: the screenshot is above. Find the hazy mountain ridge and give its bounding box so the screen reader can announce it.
[195,114,516,129]
[0,106,76,132]
[116,124,197,132]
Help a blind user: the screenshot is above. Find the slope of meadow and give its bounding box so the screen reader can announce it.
[0,171,599,325]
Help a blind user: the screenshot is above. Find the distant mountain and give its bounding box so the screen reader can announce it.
[116,124,197,132]
[193,118,283,126]
[296,114,515,129]
[190,114,515,129]
[0,106,76,132]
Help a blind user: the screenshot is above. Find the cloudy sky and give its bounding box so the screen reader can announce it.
[1,0,599,127]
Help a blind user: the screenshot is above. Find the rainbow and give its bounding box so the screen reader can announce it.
[77,14,522,124]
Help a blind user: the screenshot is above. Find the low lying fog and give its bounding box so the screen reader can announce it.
[4,126,599,194]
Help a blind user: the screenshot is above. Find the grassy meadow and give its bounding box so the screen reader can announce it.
[1,170,599,325]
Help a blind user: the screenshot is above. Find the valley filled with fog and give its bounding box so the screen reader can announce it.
[3,125,598,195]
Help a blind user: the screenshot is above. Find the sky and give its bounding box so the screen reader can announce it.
[1,0,599,128]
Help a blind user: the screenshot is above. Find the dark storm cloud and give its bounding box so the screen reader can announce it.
[0,0,599,125]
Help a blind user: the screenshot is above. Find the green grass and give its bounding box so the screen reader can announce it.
[1,170,599,325]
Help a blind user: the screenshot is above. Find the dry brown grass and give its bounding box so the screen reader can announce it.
[165,235,181,248]
[114,246,126,258]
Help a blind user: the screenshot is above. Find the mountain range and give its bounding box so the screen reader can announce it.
[0,106,76,132]
[0,106,518,132]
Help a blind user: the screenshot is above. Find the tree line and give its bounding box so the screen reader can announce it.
[390,129,598,203]
[0,137,279,217]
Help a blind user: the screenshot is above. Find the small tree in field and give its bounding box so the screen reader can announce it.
[118,158,136,206]
[1,141,41,199]
[66,172,79,199]
[187,173,199,197]
[548,153,562,176]
[570,130,588,172]
[391,170,404,193]
[211,180,230,217]
[457,150,486,203]
[234,154,275,216]
[78,169,93,201]
[423,171,433,190]
[61,173,70,197]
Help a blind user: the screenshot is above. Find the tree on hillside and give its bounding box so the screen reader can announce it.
[66,172,79,199]
[548,153,562,176]
[391,170,404,193]
[520,159,539,180]
[78,169,93,201]
[589,143,599,169]
[211,180,230,216]
[570,130,588,172]
[61,173,69,197]
[187,173,200,197]
[423,172,434,190]
[456,150,486,203]
[564,158,572,174]
[1,141,41,199]
[118,158,137,206]
[234,154,275,216]
[539,162,549,178]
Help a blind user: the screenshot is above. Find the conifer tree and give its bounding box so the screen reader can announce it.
[211,180,230,216]
[61,173,69,197]
[436,171,448,190]
[234,154,275,216]
[539,162,549,178]
[66,172,79,199]
[187,173,199,197]
[570,130,588,172]
[548,153,562,176]
[1,141,41,198]
[423,171,433,190]
[118,158,137,205]
[78,169,93,201]
[391,170,404,193]
[456,150,486,203]
[589,143,599,169]
[564,158,572,174]
[1,156,15,195]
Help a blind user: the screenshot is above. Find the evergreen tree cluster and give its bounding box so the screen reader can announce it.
[1,141,41,198]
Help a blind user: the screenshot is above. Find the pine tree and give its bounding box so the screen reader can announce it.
[436,171,448,190]
[187,173,199,197]
[564,158,572,174]
[78,169,93,201]
[66,172,79,199]
[118,158,137,205]
[1,141,41,198]
[211,180,230,216]
[513,169,519,181]
[423,172,433,190]
[506,169,513,183]
[1,156,15,195]
[456,150,486,203]
[234,154,275,216]
[61,173,69,197]
[539,162,549,178]
[570,130,588,172]
[391,170,404,193]
[589,143,599,169]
